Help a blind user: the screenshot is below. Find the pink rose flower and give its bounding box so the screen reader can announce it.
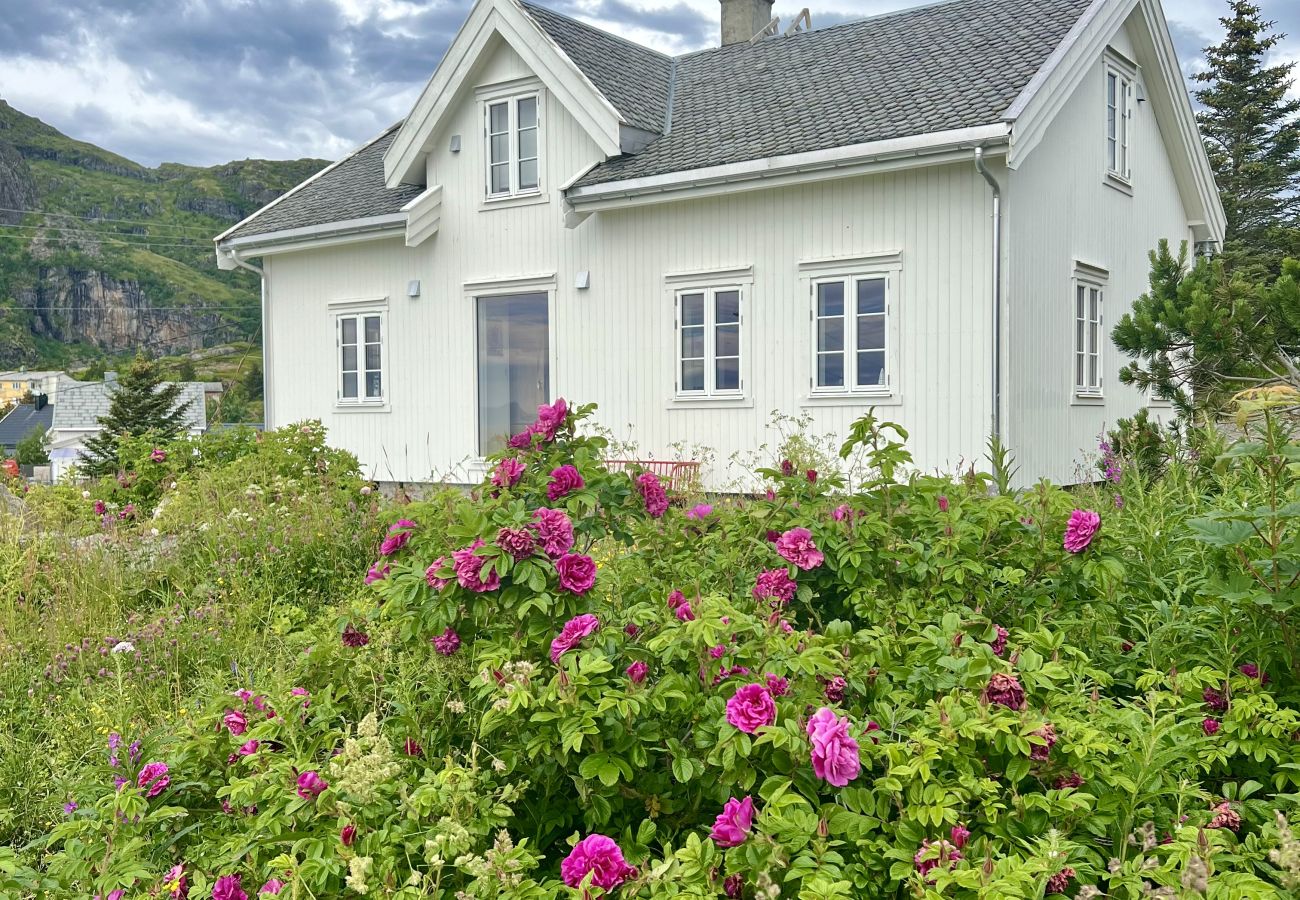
[765,673,790,696]
[341,824,357,846]
[379,519,416,556]
[668,589,695,622]
[1046,868,1075,895]
[776,527,824,570]
[550,613,600,664]
[425,556,451,590]
[950,824,970,849]
[295,770,328,800]
[432,627,461,656]
[984,672,1025,709]
[1029,723,1057,761]
[163,864,187,899]
[686,503,714,520]
[831,504,850,521]
[637,472,669,518]
[626,660,648,684]
[546,465,584,501]
[1203,717,1221,736]
[560,834,635,890]
[753,568,797,605]
[137,761,170,798]
[530,508,575,557]
[725,683,777,734]
[535,397,568,441]
[555,553,597,595]
[452,539,500,593]
[212,874,248,900]
[150,447,167,463]
[989,624,1009,657]
[1063,509,1100,553]
[224,708,247,735]
[1208,801,1241,830]
[239,740,260,756]
[937,495,950,513]
[913,839,961,881]
[710,796,755,848]
[806,706,861,787]
[492,457,525,489]
[258,879,285,896]
[364,562,389,585]
[341,624,370,647]
[497,526,536,560]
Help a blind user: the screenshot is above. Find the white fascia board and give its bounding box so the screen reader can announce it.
[217,214,408,256]
[212,125,402,245]
[1003,0,1111,123]
[384,0,622,189]
[566,125,1011,209]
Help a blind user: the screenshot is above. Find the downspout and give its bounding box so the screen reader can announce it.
[973,147,1002,446]
[222,246,272,429]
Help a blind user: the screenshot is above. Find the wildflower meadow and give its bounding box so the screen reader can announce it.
[2,396,1300,898]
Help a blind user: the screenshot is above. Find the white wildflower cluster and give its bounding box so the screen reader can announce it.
[1272,812,1300,890]
[446,699,466,714]
[225,509,255,524]
[346,856,373,895]
[329,712,401,807]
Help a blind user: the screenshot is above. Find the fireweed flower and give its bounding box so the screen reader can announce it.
[452,539,501,592]
[555,553,598,595]
[296,771,328,799]
[425,557,451,590]
[626,660,648,684]
[753,568,797,605]
[491,457,525,489]
[1029,723,1057,761]
[496,526,536,560]
[530,507,575,557]
[710,796,755,847]
[914,839,962,881]
[776,527,824,570]
[378,519,416,556]
[725,683,777,734]
[63,799,77,814]
[432,627,461,656]
[341,624,370,648]
[291,687,310,709]
[806,707,861,787]
[546,464,584,501]
[984,673,1026,709]
[1063,509,1101,553]
[550,614,600,664]
[560,834,635,890]
[224,709,248,735]
[212,874,248,900]
[636,471,669,518]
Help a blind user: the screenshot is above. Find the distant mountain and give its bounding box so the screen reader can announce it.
[0,98,328,368]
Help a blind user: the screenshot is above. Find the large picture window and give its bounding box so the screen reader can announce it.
[485,93,541,199]
[812,275,889,392]
[337,311,384,403]
[477,292,550,453]
[676,286,742,397]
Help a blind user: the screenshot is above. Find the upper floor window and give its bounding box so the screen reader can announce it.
[812,275,890,393]
[1073,271,1105,398]
[676,286,742,397]
[337,311,384,404]
[486,94,540,199]
[1105,61,1134,182]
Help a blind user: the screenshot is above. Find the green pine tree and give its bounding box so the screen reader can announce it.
[79,354,193,477]
[1194,1,1300,271]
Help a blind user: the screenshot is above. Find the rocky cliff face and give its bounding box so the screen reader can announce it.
[0,140,35,225]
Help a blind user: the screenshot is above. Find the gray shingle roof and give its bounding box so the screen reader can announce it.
[572,0,1093,187]
[220,124,424,242]
[0,403,53,450]
[521,1,673,134]
[51,377,208,433]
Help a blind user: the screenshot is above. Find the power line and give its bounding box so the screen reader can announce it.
[0,207,223,233]
[0,222,210,247]
[0,306,253,311]
[0,233,219,252]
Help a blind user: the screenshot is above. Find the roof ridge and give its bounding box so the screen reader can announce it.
[518,1,673,61]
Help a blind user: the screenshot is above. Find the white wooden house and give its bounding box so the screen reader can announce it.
[215,0,1224,487]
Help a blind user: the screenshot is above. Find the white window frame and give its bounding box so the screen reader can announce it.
[809,273,892,395]
[1072,266,1107,399]
[1104,55,1135,185]
[333,305,387,407]
[674,285,744,399]
[483,91,542,200]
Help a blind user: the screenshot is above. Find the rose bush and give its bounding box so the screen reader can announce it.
[7,401,1300,897]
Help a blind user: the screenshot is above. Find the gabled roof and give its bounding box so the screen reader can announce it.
[51,377,208,433]
[571,0,1093,187]
[218,124,424,243]
[0,403,53,449]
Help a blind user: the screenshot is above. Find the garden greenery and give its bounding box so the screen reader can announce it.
[2,398,1300,898]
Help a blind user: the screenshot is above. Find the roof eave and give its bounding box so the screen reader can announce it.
[216,213,409,259]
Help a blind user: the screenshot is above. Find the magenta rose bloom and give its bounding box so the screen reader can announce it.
[1046,868,1075,895]
[1029,723,1057,761]
[295,770,328,800]
[547,465,585,501]
[637,472,669,518]
[984,672,1025,709]
[534,397,568,441]
[150,447,167,463]
[832,504,850,521]
[950,824,970,849]
[753,568,797,605]
[550,613,601,664]
[913,839,961,881]
[507,429,535,450]
[425,556,451,591]
[1203,717,1221,735]
[555,553,597,595]
[1208,801,1241,830]
[239,740,260,756]
[989,624,1009,657]
[492,457,525,490]
[364,562,389,585]
[452,539,501,593]
[162,864,187,898]
[668,589,697,622]
[530,507,575,557]
[560,834,635,890]
[137,761,170,798]
[1063,509,1101,553]
[379,519,417,556]
[823,675,847,704]
[724,874,744,898]
[258,879,284,896]
[686,503,714,520]
[224,708,248,736]
[432,627,461,656]
[212,874,248,900]
[341,624,370,648]
[626,660,648,684]
[807,706,860,787]
[710,796,755,848]
[340,824,357,847]
[765,673,790,696]
[725,683,777,734]
[497,526,536,561]
[775,527,824,570]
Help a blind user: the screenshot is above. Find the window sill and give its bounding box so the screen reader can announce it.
[1070,394,1105,407]
[334,402,391,414]
[1103,174,1133,197]
[665,395,753,411]
[801,391,900,408]
[480,191,549,211]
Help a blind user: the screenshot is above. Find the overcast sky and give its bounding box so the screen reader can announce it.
[0,0,1297,168]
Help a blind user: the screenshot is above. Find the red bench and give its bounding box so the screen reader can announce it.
[604,459,701,493]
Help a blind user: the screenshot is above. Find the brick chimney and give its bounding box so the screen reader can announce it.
[720,0,775,45]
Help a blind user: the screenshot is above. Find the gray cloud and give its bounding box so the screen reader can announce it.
[0,0,1296,168]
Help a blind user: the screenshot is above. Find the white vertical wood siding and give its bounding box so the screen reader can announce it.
[265,40,1000,487]
[1005,21,1191,484]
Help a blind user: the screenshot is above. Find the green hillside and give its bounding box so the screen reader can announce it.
[0,97,327,369]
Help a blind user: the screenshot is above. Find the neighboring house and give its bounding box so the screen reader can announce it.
[47,374,208,480]
[0,370,64,406]
[215,0,1224,487]
[0,399,54,457]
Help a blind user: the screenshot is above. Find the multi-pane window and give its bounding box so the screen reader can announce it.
[1074,280,1104,397]
[813,275,889,391]
[486,94,540,198]
[1106,66,1133,180]
[677,287,742,396]
[338,312,384,403]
